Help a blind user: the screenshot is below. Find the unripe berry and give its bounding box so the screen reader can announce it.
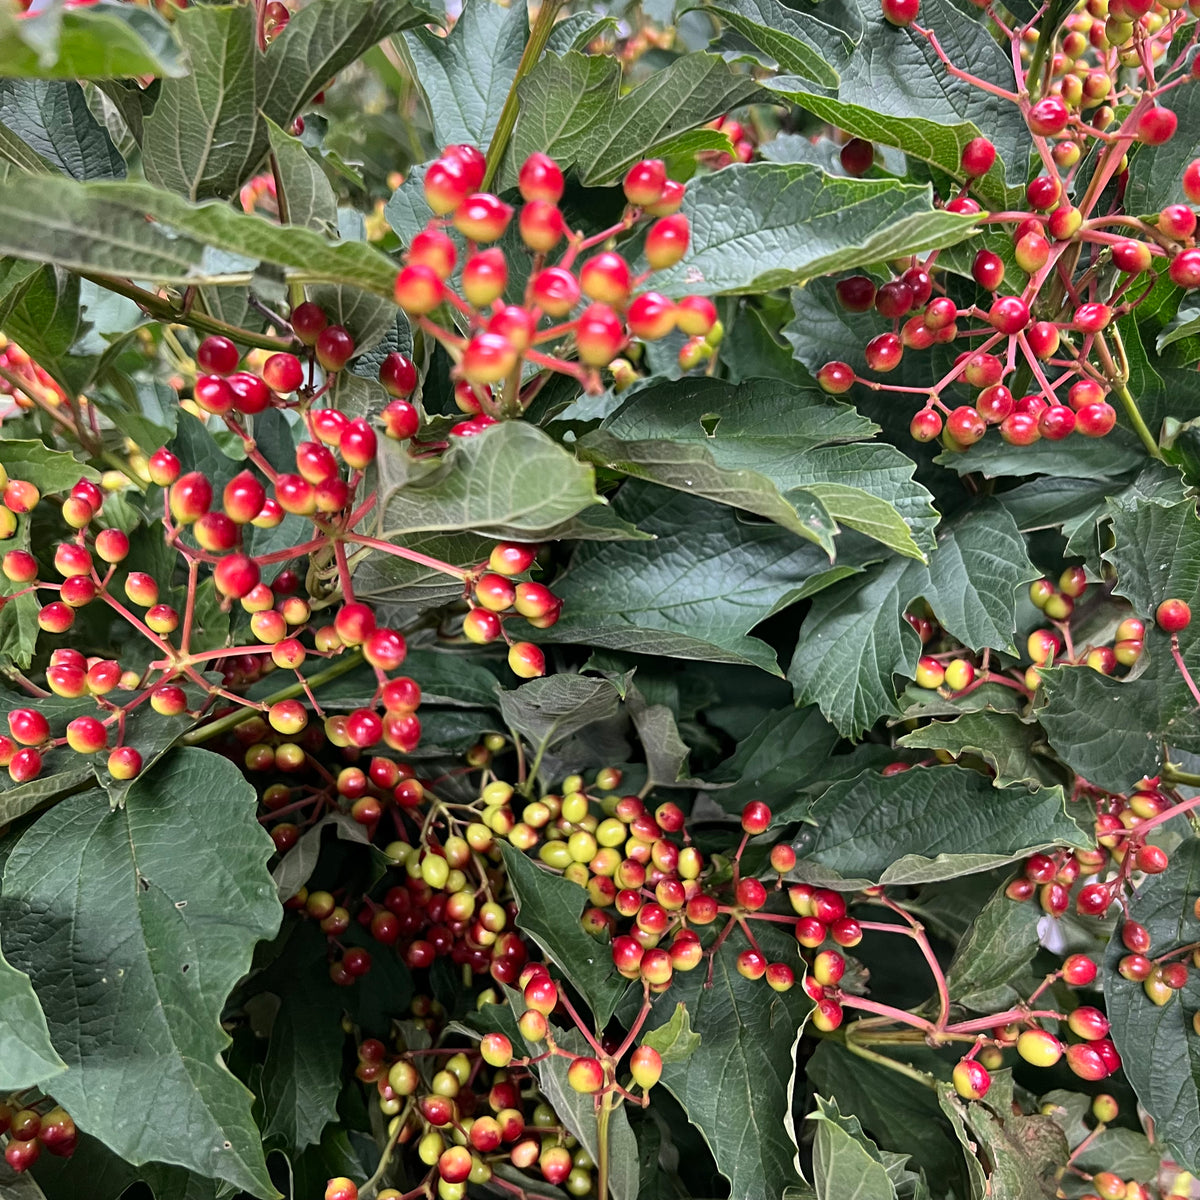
[508,642,545,678]
[646,178,685,216]
[94,527,130,563]
[489,541,537,576]
[530,266,580,316]
[645,215,689,269]
[1016,1028,1062,1066]
[817,361,855,394]
[66,715,107,753]
[454,193,513,242]
[624,158,667,207]
[575,303,625,366]
[952,1058,991,1100]
[462,333,518,385]
[741,799,771,834]
[567,1056,604,1094]
[1169,248,1200,289]
[627,291,676,340]
[518,151,565,203]
[147,447,181,486]
[394,264,444,314]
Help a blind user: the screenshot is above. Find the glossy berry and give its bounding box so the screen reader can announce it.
[741,800,771,834]
[508,642,546,678]
[1028,95,1069,135]
[881,0,919,25]
[566,1056,604,1094]
[624,159,668,207]
[379,352,418,398]
[960,136,996,177]
[952,1058,991,1100]
[291,302,328,345]
[817,361,855,394]
[1156,598,1191,633]
[1062,953,1097,986]
[835,276,876,312]
[645,215,690,269]
[454,193,513,242]
[839,137,874,176]
[316,325,355,372]
[972,250,1004,291]
[1137,105,1178,144]
[1016,1028,1062,1066]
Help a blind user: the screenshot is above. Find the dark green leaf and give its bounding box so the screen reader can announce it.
[499,843,629,1025]
[505,51,764,187]
[142,5,258,201]
[897,712,1060,790]
[0,437,99,493]
[405,0,530,148]
[638,948,810,1200]
[0,750,281,1197]
[0,78,125,179]
[795,765,1089,887]
[377,421,603,539]
[942,880,1042,1011]
[0,175,399,293]
[536,482,848,673]
[649,163,979,296]
[353,530,493,623]
[497,674,621,763]
[0,942,67,1091]
[578,377,937,559]
[1105,837,1200,1172]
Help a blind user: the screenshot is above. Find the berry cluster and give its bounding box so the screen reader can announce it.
[0,310,565,785]
[0,1099,77,1173]
[0,336,65,413]
[816,0,1200,457]
[392,144,719,407]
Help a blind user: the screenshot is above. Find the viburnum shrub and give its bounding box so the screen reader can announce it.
[5,0,1200,1197]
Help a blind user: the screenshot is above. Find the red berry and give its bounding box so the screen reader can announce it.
[316,325,355,372]
[960,136,996,177]
[530,266,580,317]
[262,353,303,394]
[575,303,625,366]
[1062,953,1096,985]
[291,302,328,345]
[196,335,239,375]
[519,152,565,203]
[952,1058,991,1099]
[947,405,986,445]
[1157,598,1191,633]
[817,361,855,394]
[1028,96,1069,136]
[740,800,771,834]
[379,352,418,397]
[839,137,874,176]
[875,279,913,318]
[394,264,444,314]
[1026,175,1061,211]
[454,192,513,242]
[1075,401,1115,437]
[835,276,876,312]
[519,200,566,252]
[881,0,918,25]
[1074,302,1111,332]
[1038,404,1075,439]
[382,400,419,440]
[1138,105,1178,145]
[910,408,942,441]
[989,295,1030,334]
[972,250,1004,291]
[1170,248,1200,289]
[424,156,472,215]
[1161,204,1197,240]
[340,418,378,469]
[864,332,902,372]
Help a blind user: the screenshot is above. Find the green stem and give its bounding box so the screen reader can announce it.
[596,1090,614,1200]
[181,649,364,745]
[481,0,566,191]
[79,273,294,352]
[1164,765,1200,788]
[842,1029,939,1091]
[1112,378,1163,461]
[360,1099,411,1200]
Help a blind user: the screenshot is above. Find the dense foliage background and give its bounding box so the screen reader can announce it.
[2,0,1200,1197]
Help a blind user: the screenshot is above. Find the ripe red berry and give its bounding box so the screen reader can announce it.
[518,151,565,203]
[881,0,919,25]
[169,472,213,524]
[340,419,378,469]
[1169,248,1200,289]
[1074,302,1111,332]
[508,642,545,678]
[835,276,876,312]
[972,249,1004,290]
[147,447,181,487]
[197,335,240,376]
[989,295,1030,334]
[1061,953,1096,985]
[1160,204,1197,240]
[291,302,328,345]
[947,405,986,445]
[864,332,902,372]
[960,136,996,177]
[1157,597,1191,633]
[530,266,580,317]
[382,400,419,440]
[262,353,304,394]
[1075,401,1115,437]
[1026,175,1061,211]
[1028,96,1069,136]
[379,352,418,398]
[817,361,855,394]
[875,279,913,318]
[519,200,566,252]
[316,326,355,372]
[1138,105,1178,145]
[394,264,444,314]
[839,137,875,176]
[910,408,942,441]
[575,303,625,366]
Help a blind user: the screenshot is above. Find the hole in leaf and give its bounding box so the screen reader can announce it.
[699,412,721,437]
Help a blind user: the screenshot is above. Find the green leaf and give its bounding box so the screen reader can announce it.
[1039,495,1200,790]
[0,941,67,1091]
[1104,837,1200,1172]
[789,504,1038,737]
[0,1,184,80]
[504,51,764,187]
[535,481,848,673]
[0,175,399,294]
[794,765,1089,887]
[788,555,923,737]
[935,427,1146,480]
[376,421,603,539]
[0,750,282,1197]
[641,1002,701,1064]
[271,811,373,901]
[405,0,530,149]
[921,503,1039,655]
[764,0,1030,210]
[261,933,346,1154]
[578,377,937,560]
[497,674,621,762]
[941,879,1042,1011]
[499,844,629,1025]
[810,1096,897,1200]
[704,706,842,807]
[638,947,811,1200]
[4,266,82,368]
[1126,83,1200,213]
[0,78,125,179]
[354,530,494,622]
[264,115,338,233]
[142,5,259,202]
[897,712,1060,790]
[649,163,979,296]
[0,437,99,493]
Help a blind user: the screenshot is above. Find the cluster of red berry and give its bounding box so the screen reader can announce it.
[816,0,1200,454]
[1,1100,77,1173]
[0,337,65,414]
[392,144,718,407]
